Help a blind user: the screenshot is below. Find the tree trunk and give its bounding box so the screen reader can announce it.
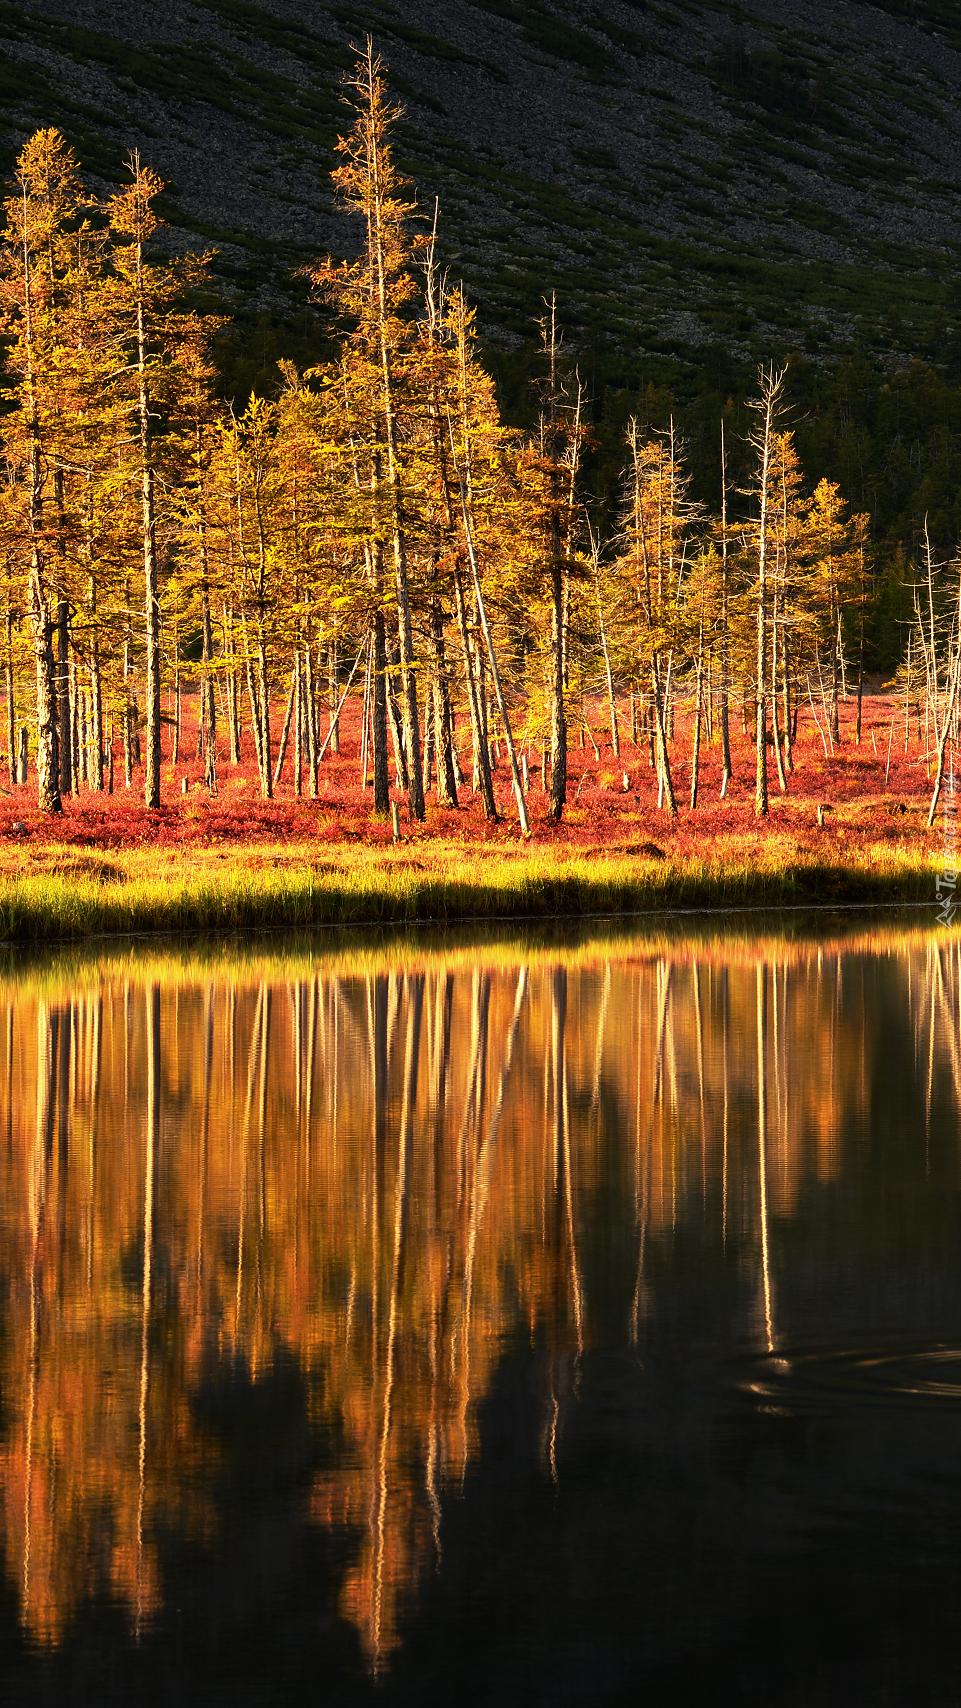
[719,420,733,791]
[257,636,272,799]
[754,370,783,819]
[387,643,409,791]
[548,508,566,821]
[56,595,71,796]
[136,245,162,810]
[596,568,620,757]
[452,557,497,820]
[199,506,216,777]
[328,637,340,755]
[856,586,865,746]
[21,232,60,813]
[31,593,60,814]
[690,653,703,811]
[5,602,15,790]
[452,462,530,836]
[90,583,104,794]
[423,676,435,792]
[430,597,458,807]
[245,646,264,788]
[171,631,181,767]
[651,655,677,817]
[363,77,425,824]
[304,640,319,799]
[771,592,788,795]
[272,665,297,790]
[371,605,390,815]
[123,610,133,787]
[293,646,302,799]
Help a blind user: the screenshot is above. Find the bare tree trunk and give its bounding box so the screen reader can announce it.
[293,646,302,799]
[56,593,71,796]
[771,592,787,795]
[223,607,239,764]
[782,627,793,774]
[328,637,340,755]
[546,299,567,824]
[753,368,784,818]
[272,665,297,790]
[244,634,264,789]
[423,676,435,792]
[928,559,961,827]
[304,640,319,799]
[134,233,162,810]
[830,537,840,746]
[452,460,530,837]
[430,597,458,807]
[719,420,733,791]
[199,530,216,779]
[593,551,620,757]
[371,606,390,815]
[89,589,104,793]
[452,557,497,820]
[5,600,15,790]
[690,651,703,811]
[123,595,133,787]
[856,547,866,746]
[257,635,272,799]
[361,56,425,823]
[652,656,677,816]
[171,627,181,767]
[387,643,409,791]
[20,203,60,813]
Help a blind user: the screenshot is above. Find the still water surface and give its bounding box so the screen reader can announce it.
[2,915,961,1705]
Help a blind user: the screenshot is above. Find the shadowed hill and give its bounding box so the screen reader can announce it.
[3,0,961,552]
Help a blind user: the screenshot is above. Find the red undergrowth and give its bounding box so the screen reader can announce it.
[0,693,940,858]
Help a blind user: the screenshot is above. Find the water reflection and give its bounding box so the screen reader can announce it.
[1,919,960,1689]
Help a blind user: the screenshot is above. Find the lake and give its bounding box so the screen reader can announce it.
[1,913,960,1706]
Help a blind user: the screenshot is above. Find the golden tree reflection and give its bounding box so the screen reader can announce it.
[0,926,957,1665]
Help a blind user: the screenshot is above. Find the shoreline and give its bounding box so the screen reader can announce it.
[0,844,940,944]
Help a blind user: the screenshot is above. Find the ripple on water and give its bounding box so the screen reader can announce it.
[736,1345,961,1412]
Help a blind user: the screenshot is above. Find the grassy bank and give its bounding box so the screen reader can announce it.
[0,843,939,943]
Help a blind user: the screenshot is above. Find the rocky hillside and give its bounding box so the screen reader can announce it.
[5,0,961,557]
[3,0,961,365]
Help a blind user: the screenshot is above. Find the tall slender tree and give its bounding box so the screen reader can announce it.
[312,41,426,821]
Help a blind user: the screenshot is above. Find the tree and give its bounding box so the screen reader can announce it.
[105,153,215,809]
[0,130,90,812]
[746,366,786,820]
[312,41,426,821]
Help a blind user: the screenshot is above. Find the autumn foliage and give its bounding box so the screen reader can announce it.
[0,49,958,857]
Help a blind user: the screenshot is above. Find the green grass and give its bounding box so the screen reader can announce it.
[0,852,938,943]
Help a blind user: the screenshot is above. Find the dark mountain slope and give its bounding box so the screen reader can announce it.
[3,0,961,554]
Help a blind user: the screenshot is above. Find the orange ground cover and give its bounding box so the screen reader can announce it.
[0,690,943,861]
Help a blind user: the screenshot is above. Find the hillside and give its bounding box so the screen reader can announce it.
[4,0,961,550]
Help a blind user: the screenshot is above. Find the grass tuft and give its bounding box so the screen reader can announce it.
[0,848,938,943]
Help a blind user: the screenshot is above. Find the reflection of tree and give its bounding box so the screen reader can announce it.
[0,932,955,1664]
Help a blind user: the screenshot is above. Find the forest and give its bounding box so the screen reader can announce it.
[2,45,960,841]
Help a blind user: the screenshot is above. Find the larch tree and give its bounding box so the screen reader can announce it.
[0,129,90,812]
[312,40,426,821]
[746,366,786,820]
[105,153,215,809]
[619,422,689,819]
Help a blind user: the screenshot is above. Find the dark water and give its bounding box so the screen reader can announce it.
[2,914,961,1706]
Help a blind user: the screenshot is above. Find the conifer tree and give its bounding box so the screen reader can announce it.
[105,154,215,809]
[747,367,786,820]
[312,41,426,821]
[0,130,88,812]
